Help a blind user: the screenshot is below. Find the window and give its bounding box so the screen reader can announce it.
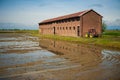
[58,21,60,23]
[63,27,64,30]
[59,21,61,23]
[60,27,61,30]
[72,18,75,21]
[63,20,65,23]
[57,27,59,30]
[56,21,58,24]
[76,18,80,21]
[66,27,68,30]
[70,18,72,21]
[65,19,67,22]
[73,27,75,30]
[68,19,71,22]
[61,20,64,23]
[69,27,71,30]
[60,20,62,23]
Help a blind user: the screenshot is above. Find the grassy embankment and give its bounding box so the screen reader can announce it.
[0,29,120,49]
[39,30,120,49]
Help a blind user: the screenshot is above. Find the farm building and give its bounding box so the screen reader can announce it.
[39,9,102,37]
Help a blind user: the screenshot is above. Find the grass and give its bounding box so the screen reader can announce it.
[0,29,120,49]
[102,30,120,36]
[39,34,120,49]
[38,30,120,49]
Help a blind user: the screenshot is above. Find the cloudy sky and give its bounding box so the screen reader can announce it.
[0,0,120,27]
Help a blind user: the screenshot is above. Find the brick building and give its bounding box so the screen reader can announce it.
[39,9,102,37]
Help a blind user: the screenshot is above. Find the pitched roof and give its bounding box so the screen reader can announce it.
[39,9,101,24]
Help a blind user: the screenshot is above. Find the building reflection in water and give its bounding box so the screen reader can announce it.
[39,39,102,66]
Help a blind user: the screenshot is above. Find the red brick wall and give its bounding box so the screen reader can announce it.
[82,11,102,37]
[39,17,80,37]
[40,23,54,35]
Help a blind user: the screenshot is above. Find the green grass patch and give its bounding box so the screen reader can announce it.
[103,30,120,36]
[21,29,120,50]
[39,33,120,49]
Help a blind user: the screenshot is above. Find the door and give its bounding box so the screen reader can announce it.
[53,27,55,35]
[77,26,80,36]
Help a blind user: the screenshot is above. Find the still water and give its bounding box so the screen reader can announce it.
[0,33,120,80]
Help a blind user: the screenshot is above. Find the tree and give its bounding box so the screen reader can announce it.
[102,22,107,32]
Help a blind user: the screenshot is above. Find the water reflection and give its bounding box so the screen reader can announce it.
[39,39,120,80]
[39,39,103,65]
[0,33,120,79]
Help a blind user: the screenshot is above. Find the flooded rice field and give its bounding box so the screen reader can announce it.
[0,33,120,80]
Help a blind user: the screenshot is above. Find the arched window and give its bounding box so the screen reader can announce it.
[69,27,71,30]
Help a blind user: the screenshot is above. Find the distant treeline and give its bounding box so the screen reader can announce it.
[108,29,120,31]
[0,29,37,31]
[0,29,39,34]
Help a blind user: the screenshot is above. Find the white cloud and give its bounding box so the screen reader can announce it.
[105,19,120,26]
[89,4,103,8]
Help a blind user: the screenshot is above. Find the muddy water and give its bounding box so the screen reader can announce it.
[0,33,120,80]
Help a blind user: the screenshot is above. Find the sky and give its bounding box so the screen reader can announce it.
[0,0,120,28]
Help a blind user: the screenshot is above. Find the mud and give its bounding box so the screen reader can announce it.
[0,33,120,80]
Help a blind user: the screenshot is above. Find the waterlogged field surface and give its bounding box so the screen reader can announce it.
[0,33,120,80]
